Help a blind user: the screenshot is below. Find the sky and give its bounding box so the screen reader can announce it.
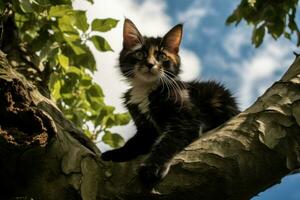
[73,0,300,199]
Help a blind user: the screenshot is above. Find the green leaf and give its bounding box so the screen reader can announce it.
[49,5,72,17]
[297,31,300,46]
[288,15,298,32]
[103,115,116,128]
[30,29,52,52]
[49,72,59,89]
[269,18,285,39]
[19,0,34,13]
[86,87,102,105]
[115,113,131,125]
[94,109,106,127]
[72,11,89,32]
[66,66,82,76]
[51,80,62,100]
[60,83,73,94]
[14,13,29,28]
[102,131,124,148]
[89,35,113,52]
[225,9,242,26]
[89,99,103,111]
[63,95,77,105]
[72,109,86,126]
[91,18,119,32]
[58,16,80,42]
[73,46,96,71]
[81,74,92,86]
[39,41,59,64]
[284,32,291,40]
[226,13,237,25]
[252,25,265,47]
[87,84,104,97]
[83,129,93,138]
[58,54,69,69]
[68,42,86,55]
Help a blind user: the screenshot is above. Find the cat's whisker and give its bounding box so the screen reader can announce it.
[163,73,187,108]
[163,73,183,92]
[164,70,187,89]
[162,74,177,102]
[163,73,180,103]
[123,69,134,74]
[161,74,172,100]
[123,70,135,77]
[164,72,185,95]
[163,73,182,103]
[162,76,172,100]
[164,71,187,91]
[159,76,166,93]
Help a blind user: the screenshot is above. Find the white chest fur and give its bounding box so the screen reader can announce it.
[129,86,151,114]
[128,81,157,114]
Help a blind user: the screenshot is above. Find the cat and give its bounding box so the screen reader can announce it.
[101,18,239,191]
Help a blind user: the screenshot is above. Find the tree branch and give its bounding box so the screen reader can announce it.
[0,50,300,200]
[101,55,300,200]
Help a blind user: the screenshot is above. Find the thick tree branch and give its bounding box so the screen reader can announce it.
[0,50,102,199]
[0,49,300,200]
[100,54,300,200]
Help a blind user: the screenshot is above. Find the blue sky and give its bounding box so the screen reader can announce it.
[74,0,300,199]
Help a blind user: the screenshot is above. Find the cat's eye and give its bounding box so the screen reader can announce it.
[134,51,145,60]
[157,52,168,61]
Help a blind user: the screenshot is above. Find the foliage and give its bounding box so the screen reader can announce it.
[2,0,130,146]
[227,0,299,47]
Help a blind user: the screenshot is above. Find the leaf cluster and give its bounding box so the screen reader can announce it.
[227,0,299,47]
[3,0,130,146]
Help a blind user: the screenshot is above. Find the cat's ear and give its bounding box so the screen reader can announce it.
[161,24,183,54]
[123,18,143,50]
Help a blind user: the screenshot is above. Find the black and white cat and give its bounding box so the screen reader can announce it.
[101,18,239,190]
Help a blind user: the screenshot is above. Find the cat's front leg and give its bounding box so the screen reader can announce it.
[138,121,202,190]
[101,127,158,162]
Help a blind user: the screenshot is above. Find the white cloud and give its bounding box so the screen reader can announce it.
[73,0,202,150]
[196,12,293,112]
[176,0,214,42]
[177,1,212,30]
[236,39,293,110]
[180,49,201,81]
[220,25,295,111]
[177,7,207,30]
[223,27,251,58]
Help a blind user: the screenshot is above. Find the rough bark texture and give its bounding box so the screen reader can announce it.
[1,47,300,200]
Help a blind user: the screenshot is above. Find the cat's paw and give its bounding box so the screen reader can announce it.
[138,162,170,188]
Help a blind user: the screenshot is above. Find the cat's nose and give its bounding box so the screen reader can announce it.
[146,62,154,69]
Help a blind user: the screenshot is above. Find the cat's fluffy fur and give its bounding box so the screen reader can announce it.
[101,18,239,191]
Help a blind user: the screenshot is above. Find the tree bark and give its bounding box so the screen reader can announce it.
[1,47,300,200]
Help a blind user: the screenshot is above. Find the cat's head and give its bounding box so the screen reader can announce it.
[119,18,183,84]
